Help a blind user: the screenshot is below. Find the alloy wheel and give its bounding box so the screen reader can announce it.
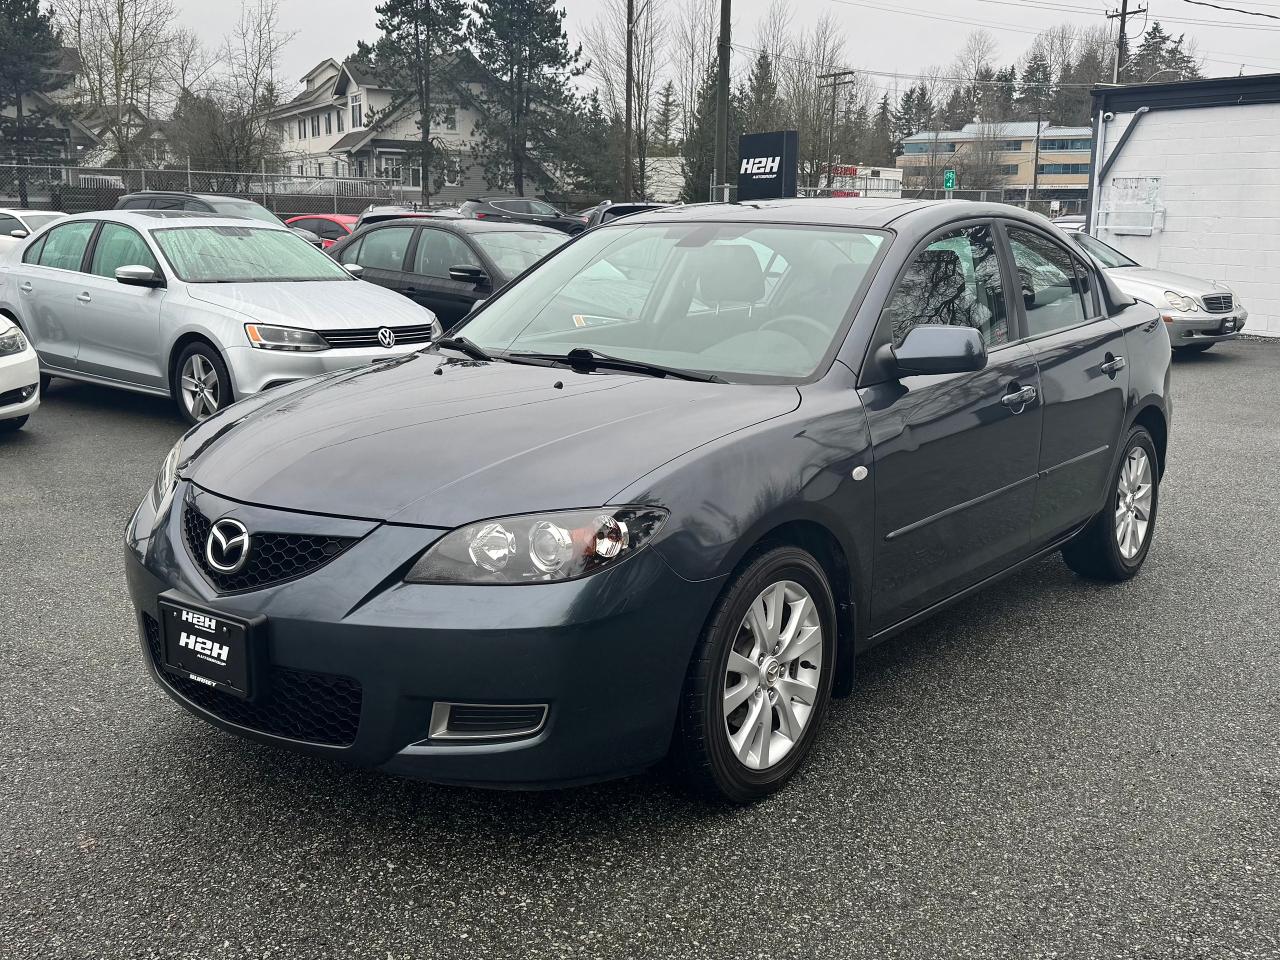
[1114,447,1153,560]
[180,354,221,422]
[722,580,824,771]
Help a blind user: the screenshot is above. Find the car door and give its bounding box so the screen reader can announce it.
[15,220,98,373]
[404,227,489,329]
[344,225,415,295]
[859,221,1045,631]
[1001,222,1129,544]
[73,222,168,389]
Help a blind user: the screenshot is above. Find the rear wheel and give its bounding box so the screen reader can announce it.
[173,342,232,425]
[674,546,836,803]
[1062,425,1159,581]
[0,416,28,433]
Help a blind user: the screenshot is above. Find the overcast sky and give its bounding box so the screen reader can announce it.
[172,0,1280,97]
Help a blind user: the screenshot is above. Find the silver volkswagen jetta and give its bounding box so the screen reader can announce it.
[0,210,441,422]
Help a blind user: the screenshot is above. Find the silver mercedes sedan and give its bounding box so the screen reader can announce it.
[0,211,441,422]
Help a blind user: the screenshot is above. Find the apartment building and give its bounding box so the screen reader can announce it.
[897,121,1092,198]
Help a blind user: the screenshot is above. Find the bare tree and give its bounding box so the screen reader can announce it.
[670,0,716,144]
[775,11,846,187]
[755,0,792,69]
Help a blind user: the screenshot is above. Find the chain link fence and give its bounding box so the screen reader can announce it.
[0,164,399,217]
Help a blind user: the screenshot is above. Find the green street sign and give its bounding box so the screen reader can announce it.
[943,168,957,191]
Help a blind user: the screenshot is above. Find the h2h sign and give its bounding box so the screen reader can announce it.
[943,167,957,191]
[737,131,799,201]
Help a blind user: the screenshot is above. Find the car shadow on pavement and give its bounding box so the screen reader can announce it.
[41,377,184,426]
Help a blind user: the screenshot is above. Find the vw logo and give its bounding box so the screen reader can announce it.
[206,518,251,575]
[377,327,396,349]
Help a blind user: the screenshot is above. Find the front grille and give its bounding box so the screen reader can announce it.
[182,505,357,594]
[143,613,361,746]
[0,384,36,406]
[1202,293,1233,313]
[318,324,437,348]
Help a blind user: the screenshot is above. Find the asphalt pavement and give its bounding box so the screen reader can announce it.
[1,340,1277,959]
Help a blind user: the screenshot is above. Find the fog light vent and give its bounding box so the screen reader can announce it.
[428,702,548,741]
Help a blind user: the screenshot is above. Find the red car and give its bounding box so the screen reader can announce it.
[284,214,358,249]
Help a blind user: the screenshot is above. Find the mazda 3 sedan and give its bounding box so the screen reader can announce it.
[125,199,1172,802]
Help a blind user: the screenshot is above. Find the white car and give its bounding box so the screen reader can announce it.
[1069,232,1246,352]
[0,315,40,432]
[0,209,67,262]
[0,210,442,424]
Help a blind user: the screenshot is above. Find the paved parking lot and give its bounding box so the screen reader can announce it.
[2,341,1278,959]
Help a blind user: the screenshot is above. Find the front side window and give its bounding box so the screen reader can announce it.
[1006,227,1090,336]
[152,226,351,283]
[884,224,1009,349]
[352,226,413,271]
[458,222,887,381]
[34,220,96,271]
[413,228,475,279]
[492,200,531,215]
[528,200,558,216]
[90,223,160,278]
[470,230,566,278]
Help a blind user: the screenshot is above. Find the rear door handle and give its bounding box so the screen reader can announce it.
[1001,384,1038,409]
[19,282,32,293]
[1100,355,1127,376]
[76,292,92,303]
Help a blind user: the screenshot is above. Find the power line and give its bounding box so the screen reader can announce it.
[1180,0,1280,18]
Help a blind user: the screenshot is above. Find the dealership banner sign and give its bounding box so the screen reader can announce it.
[738,131,799,200]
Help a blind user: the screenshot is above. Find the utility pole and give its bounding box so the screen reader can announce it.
[1107,0,1147,84]
[818,70,860,189]
[1031,99,1042,204]
[712,0,731,201]
[623,0,634,201]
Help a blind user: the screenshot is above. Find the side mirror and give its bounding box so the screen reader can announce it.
[343,263,365,278]
[449,263,488,286]
[115,264,164,288]
[10,229,28,239]
[892,325,987,377]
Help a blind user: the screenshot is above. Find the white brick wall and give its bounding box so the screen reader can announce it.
[1097,104,1280,336]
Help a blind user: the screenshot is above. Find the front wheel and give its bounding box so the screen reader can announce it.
[674,546,837,803]
[172,342,232,426]
[1062,425,1159,581]
[0,415,28,433]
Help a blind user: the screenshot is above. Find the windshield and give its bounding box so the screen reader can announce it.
[153,226,353,283]
[22,213,64,231]
[209,199,283,225]
[1072,233,1139,269]
[457,221,887,381]
[471,230,567,277]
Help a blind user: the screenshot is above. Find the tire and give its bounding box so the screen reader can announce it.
[1062,425,1159,582]
[172,341,233,426]
[674,546,837,803]
[0,416,28,433]
[39,373,51,395]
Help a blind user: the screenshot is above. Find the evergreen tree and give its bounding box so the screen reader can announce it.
[554,90,621,198]
[467,0,584,195]
[650,79,678,154]
[1017,49,1052,121]
[939,88,969,129]
[987,65,1018,122]
[740,50,779,136]
[1127,21,1172,84]
[373,0,469,203]
[679,59,741,202]
[864,93,895,164]
[0,0,68,201]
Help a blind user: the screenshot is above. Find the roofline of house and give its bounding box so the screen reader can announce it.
[1091,72,1280,113]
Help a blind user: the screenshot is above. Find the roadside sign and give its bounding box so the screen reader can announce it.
[942,168,956,191]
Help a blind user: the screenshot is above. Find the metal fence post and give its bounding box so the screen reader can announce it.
[333,174,338,214]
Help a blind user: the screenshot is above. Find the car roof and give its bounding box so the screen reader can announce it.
[119,191,254,202]
[293,213,358,222]
[59,210,291,230]
[347,216,560,235]
[0,208,63,216]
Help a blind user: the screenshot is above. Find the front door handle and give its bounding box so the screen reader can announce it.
[18,282,32,294]
[76,292,92,303]
[1100,354,1127,376]
[1001,384,1038,409]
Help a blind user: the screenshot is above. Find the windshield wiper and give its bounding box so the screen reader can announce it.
[430,336,493,362]
[512,347,727,383]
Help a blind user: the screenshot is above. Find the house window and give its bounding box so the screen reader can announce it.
[297,118,306,139]
[297,164,304,175]
[311,115,320,137]
[1040,138,1091,152]
[337,110,344,133]
[325,112,332,135]
[999,164,1020,175]
[350,94,363,129]
[410,166,422,188]
[1000,140,1024,151]
[444,108,456,132]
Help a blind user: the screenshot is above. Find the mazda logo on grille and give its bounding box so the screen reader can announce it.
[377,327,396,348]
[206,518,250,574]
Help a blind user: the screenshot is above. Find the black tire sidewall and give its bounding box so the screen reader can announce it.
[696,548,837,801]
[173,342,233,426]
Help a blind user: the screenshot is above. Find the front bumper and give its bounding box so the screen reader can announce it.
[124,482,719,787]
[225,343,429,396]
[1164,307,1246,346]
[0,345,40,421]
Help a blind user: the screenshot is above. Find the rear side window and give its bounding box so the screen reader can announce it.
[119,197,152,209]
[90,223,160,278]
[311,219,349,241]
[1006,227,1090,336]
[353,226,413,271]
[413,228,475,278]
[884,224,1010,348]
[35,221,96,271]
[22,234,47,264]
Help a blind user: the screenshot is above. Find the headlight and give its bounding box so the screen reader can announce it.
[152,439,182,508]
[1163,291,1197,312]
[0,325,27,356]
[244,323,329,352]
[405,507,668,584]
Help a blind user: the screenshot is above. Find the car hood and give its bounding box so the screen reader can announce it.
[185,280,436,330]
[1106,266,1231,300]
[182,353,800,527]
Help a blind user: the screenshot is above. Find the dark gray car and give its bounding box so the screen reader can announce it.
[125,199,1171,802]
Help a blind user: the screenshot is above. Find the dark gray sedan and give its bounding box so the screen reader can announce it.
[125,199,1171,802]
